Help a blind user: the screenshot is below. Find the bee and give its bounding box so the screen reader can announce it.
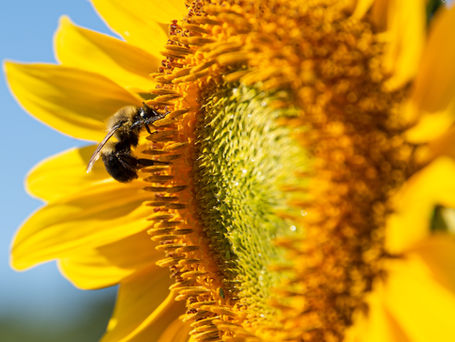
[87,103,165,182]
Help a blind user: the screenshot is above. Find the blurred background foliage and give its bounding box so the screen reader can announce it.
[0,289,115,342]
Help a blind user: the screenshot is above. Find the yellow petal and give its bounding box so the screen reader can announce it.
[409,235,455,295]
[55,16,158,92]
[427,125,455,161]
[370,0,388,30]
[102,269,185,342]
[122,300,187,342]
[346,288,411,342]
[383,0,426,89]
[385,257,455,342]
[405,105,454,143]
[386,157,455,253]
[352,0,374,19]
[157,319,191,342]
[95,0,187,24]
[4,62,141,141]
[90,0,170,57]
[11,183,152,270]
[413,5,455,112]
[58,231,162,289]
[26,146,109,202]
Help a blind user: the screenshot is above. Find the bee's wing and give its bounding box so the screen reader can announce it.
[86,121,125,173]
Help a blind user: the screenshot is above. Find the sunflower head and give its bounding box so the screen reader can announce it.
[143,0,422,340]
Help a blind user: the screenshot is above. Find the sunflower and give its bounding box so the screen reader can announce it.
[5,0,455,341]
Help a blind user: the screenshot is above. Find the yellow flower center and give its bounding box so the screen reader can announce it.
[141,0,421,340]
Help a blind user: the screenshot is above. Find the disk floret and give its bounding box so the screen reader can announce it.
[146,0,418,341]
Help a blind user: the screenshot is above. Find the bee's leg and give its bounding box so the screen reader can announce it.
[145,123,152,135]
[146,114,166,126]
[137,158,170,167]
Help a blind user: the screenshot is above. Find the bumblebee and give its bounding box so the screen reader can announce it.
[87,104,165,182]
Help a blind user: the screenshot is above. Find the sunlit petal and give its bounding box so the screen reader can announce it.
[383,0,426,89]
[97,0,187,24]
[58,231,162,289]
[90,0,169,57]
[156,318,191,342]
[352,0,374,18]
[11,183,152,270]
[346,289,411,342]
[4,62,140,141]
[370,0,388,29]
[55,16,158,92]
[102,269,184,342]
[26,146,109,202]
[386,157,455,253]
[413,5,455,112]
[385,257,455,342]
[427,125,455,160]
[409,235,455,295]
[406,104,454,143]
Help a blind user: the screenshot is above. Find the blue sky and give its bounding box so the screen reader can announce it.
[0,1,118,338]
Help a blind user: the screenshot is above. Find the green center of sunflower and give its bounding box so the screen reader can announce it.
[193,84,305,319]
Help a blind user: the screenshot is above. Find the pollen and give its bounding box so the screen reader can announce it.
[142,0,420,341]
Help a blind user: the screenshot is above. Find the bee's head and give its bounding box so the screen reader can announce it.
[130,104,161,131]
[130,105,149,127]
[138,105,148,119]
[142,103,164,123]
